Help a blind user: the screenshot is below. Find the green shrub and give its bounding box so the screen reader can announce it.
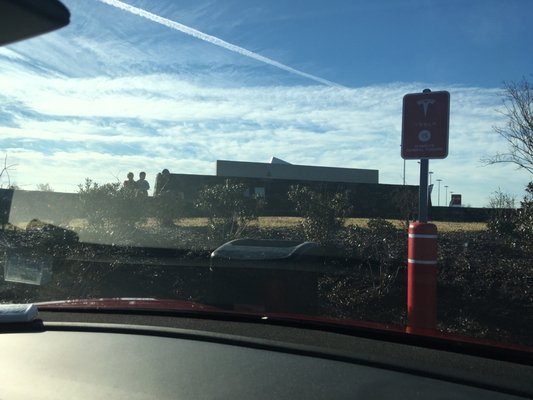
[516,182,533,250]
[344,217,404,262]
[486,188,518,244]
[77,178,146,231]
[487,213,518,242]
[196,180,263,244]
[438,231,532,317]
[153,192,186,227]
[343,218,406,294]
[391,187,417,229]
[288,185,351,245]
[486,183,533,251]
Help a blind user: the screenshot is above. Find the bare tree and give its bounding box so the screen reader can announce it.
[486,188,516,209]
[392,187,418,229]
[36,183,54,192]
[483,78,533,174]
[0,154,17,188]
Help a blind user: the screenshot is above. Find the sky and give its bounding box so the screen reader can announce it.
[0,0,532,207]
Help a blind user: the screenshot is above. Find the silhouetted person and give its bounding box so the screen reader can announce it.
[136,171,150,196]
[154,169,177,227]
[123,172,135,191]
[155,168,171,196]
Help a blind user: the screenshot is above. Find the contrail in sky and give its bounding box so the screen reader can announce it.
[98,0,343,88]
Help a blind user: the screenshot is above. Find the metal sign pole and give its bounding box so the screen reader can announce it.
[402,88,449,332]
[418,159,429,222]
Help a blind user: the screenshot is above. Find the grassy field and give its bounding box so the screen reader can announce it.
[13,216,487,233]
[191,216,488,232]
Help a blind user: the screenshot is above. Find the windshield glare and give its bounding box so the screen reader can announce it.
[0,0,532,349]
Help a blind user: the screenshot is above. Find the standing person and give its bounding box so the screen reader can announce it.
[123,172,135,191]
[136,171,150,196]
[155,168,170,196]
[154,169,175,227]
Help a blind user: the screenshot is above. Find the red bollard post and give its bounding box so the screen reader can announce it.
[407,222,438,332]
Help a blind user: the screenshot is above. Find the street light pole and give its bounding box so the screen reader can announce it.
[436,179,442,206]
[418,159,429,222]
[429,171,433,185]
[403,159,406,185]
[401,144,406,185]
[444,185,449,207]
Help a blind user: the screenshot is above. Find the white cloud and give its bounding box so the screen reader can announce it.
[0,48,28,62]
[1,55,531,206]
[97,0,342,87]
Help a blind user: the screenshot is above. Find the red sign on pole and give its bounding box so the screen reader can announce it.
[401,91,450,159]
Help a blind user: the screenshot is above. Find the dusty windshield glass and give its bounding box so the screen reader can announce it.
[0,0,532,348]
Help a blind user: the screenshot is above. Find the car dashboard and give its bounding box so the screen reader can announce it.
[0,308,531,399]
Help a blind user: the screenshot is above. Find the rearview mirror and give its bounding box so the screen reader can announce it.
[0,0,70,46]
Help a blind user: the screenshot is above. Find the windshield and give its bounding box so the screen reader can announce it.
[0,0,532,349]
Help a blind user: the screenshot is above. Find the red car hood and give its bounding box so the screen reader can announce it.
[37,297,219,312]
[37,297,533,360]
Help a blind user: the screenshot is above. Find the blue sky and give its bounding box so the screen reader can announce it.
[0,0,532,206]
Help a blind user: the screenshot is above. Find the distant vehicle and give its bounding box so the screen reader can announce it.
[450,193,462,207]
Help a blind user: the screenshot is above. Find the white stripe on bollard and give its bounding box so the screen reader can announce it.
[407,259,438,265]
[408,233,438,239]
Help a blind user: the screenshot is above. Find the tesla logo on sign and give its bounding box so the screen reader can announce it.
[401,91,450,159]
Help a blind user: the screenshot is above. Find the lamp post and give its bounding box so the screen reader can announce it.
[428,172,434,206]
[401,145,406,185]
[436,179,442,206]
[444,185,449,207]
